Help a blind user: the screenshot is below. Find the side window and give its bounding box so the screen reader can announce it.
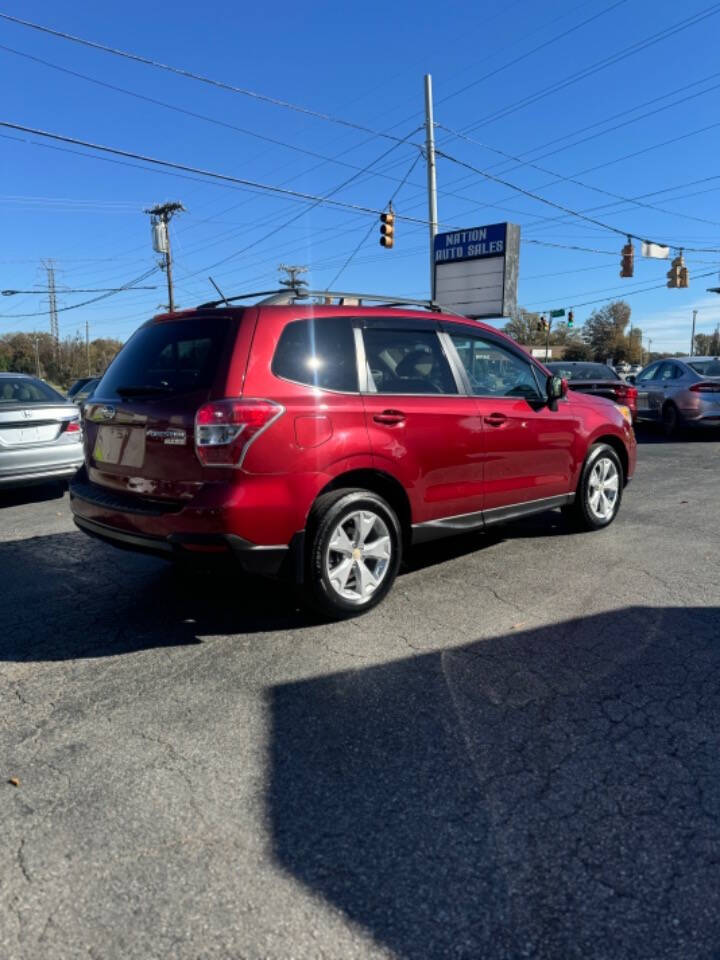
[272,316,358,392]
[449,333,543,401]
[362,328,457,395]
[637,364,659,382]
[659,362,680,381]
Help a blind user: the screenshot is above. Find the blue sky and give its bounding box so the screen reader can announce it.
[1,0,719,350]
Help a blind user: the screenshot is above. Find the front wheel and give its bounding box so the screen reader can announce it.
[304,489,402,619]
[565,444,623,531]
[662,401,680,438]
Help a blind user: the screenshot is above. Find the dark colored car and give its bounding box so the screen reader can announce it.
[67,377,96,400]
[631,356,720,435]
[546,361,638,422]
[0,373,83,487]
[69,293,636,618]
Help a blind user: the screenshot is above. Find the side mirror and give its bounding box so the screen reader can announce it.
[547,374,567,400]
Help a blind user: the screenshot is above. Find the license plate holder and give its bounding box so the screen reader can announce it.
[93,425,145,467]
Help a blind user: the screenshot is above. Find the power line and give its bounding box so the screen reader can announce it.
[437,0,628,105]
[435,148,720,252]
[0,42,430,192]
[327,152,422,289]
[527,270,718,310]
[459,2,720,134]
[0,121,428,224]
[0,11,416,145]
[436,123,720,229]
[0,267,159,318]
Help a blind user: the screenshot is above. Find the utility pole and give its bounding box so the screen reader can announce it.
[42,260,59,358]
[32,337,41,377]
[424,74,438,301]
[691,309,698,356]
[85,318,91,375]
[146,202,184,312]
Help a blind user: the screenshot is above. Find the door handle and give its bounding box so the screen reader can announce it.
[373,409,406,426]
[484,413,508,427]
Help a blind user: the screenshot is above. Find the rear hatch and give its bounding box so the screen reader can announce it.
[568,380,624,403]
[83,311,243,501]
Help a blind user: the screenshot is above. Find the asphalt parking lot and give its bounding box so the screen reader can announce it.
[2,427,720,960]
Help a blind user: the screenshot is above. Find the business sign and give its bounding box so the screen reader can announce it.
[433,222,520,320]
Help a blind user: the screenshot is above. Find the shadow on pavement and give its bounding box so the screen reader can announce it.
[0,480,66,508]
[2,511,576,661]
[0,531,317,661]
[269,605,720,960]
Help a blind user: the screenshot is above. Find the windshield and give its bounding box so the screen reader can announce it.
[0,377,66,404]
[688,359,720,377]
[97,314,237,399]
[546,362,619,381]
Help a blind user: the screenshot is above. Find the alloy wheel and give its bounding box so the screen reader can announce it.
[325,510,392,605]
[587,457,620,522]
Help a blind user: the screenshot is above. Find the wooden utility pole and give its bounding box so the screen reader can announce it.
[146,202,184,312]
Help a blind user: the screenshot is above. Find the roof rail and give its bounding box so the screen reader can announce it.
[198,286,455,314]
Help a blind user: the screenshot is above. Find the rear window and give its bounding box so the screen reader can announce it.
[546,363,619,381]
[688,359,720,377]
[272,316,358,392]
[0,377,65,403]
[98,315,235,399]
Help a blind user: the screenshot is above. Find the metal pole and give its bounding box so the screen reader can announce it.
[85,318,91,375]
[33,337,40,377]
[545,320,551,362]
[424,74,438,300]
[691,309,697,356]
[165,232,175,313]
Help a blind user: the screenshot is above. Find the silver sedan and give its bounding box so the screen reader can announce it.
[0,373,84,487]
[632,356,720,435]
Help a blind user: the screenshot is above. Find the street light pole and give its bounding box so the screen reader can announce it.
[691,309,698,356]
[424,74,438,301]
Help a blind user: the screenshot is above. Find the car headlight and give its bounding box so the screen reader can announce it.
[617,404,633,425]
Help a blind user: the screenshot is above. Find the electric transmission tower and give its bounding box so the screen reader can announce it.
[42,259,59,356]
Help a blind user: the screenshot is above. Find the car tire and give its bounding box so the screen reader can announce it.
[662,401,680,438]
[303,488,402,620]
[565,443,624,532]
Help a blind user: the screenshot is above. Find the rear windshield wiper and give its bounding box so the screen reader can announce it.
[115,384,174,397]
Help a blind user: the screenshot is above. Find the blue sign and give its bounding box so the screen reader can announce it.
[434,222,507,265]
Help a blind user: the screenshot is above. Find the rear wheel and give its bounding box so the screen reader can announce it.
[304,489,402,619]
[564,443,623,531]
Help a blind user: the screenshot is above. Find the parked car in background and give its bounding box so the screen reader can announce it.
[629,364,642,377]
[0,373,83,487]
[546,361,638,422]
[70,293,636,619]
[630,356,720,435]
[73,378,100,407]
[67,377,96,400]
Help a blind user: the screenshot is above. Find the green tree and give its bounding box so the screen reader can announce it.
[582,300,632,362]
[503,309,542,345]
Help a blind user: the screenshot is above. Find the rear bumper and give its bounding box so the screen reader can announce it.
[0,460,82,487]
[72,513,292,577]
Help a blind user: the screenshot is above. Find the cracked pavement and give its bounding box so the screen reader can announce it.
[1,428,719,959]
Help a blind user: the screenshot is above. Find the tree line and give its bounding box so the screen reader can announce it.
[504,301,644,363]
[0,331,124,389]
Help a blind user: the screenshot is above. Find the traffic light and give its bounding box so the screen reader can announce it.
[667,252,688,288]
[537,316,548,332]
[380,206,394,248]
[567,310,574,328]
[620,239,634,278]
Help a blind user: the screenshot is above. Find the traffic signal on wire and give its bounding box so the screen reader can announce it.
[568,310,574,328]
[620,239,634,278]
[667,252,688,288]
[380,205,395,248]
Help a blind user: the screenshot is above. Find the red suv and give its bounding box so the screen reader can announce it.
[70,293,636,618]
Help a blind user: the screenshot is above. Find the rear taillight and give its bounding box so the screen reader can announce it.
[690,382,720,393]
[64,419,81,434]
[195,398,283,467]
[615,384,637,407]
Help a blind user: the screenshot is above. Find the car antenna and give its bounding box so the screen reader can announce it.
[208,276,229,305]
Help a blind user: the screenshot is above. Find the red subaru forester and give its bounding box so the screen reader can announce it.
[70,293,636,618]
